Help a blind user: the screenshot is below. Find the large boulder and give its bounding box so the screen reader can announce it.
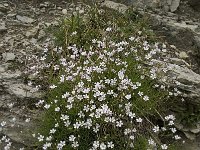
[127,0,181,12]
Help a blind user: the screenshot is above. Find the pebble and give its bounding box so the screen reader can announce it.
[16,15,35,24]
[62,9,68,15]
[2,53,16,62]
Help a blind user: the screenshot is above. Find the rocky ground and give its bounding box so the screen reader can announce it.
[0,0,87,149]
[0,0,200,149]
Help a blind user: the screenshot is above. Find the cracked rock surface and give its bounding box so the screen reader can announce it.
[0,0,78,149]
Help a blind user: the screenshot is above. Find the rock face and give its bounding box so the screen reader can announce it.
[127,0,181,12]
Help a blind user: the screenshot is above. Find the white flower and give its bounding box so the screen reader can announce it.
[148,138,156,146]
[153,126,159,133]
[116,120,123,127]
[72,141,79,148]
[93,141,99,149]
[168,120,174,126]
[124,128,131,135]
[49,85,57,89]
[138,91,143,96]
[170,128,177,133]
[143,95,149,101]
[174,135,181,140]
[44,104,50,109]
[129,37,135,41]
[38,135,44,142]
[69,135,76,142]
[55,107,60,112]
[93,141,100,148]
[73,122,80,129]
[106,27,112,32]
[60,114,69,121]
[161,144,168,149]
[50,128,56,134]
[136,118,143,123]
[43,142,52,149]
[100,142,107,150]
[118,70,124,80]
[71,31,77,35]
[60,75,65,83]
[130,135,135,140]
[57,141,66,150]
[125,94,131,100]
[107,141,114,148]
[25,118,30,123]
[1,121,6,127]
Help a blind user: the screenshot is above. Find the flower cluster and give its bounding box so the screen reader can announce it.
[33,24,183,149]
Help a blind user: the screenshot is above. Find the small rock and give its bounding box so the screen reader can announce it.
[0,22,7,33]
[16,15,35,24]
[101,0,128,14]
[7,83,42,98]
[7,13,16,19]
[3,3,9,7]
[62,9,68,15]
[2,53,16,62]
[170,0,180,12]
[190,128,200,134]
[179,51,189,59]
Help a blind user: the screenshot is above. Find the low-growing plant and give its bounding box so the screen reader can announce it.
[33,4,183,150]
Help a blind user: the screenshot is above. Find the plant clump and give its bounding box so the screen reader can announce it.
[31,5,183,150]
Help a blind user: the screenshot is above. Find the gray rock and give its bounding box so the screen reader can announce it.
[0,70,21,79]
[0,22,7,33]
[7,83,42,98]
[16,15,35,24]
[170,0,180,12]
[6,13,17,19]
[62,9,68,15]
[179,51,189,59]
[190,128,200,134]
[152,59,200,104]
[101,1,128,14]
[124,0,180,12]
[2,53,15,62]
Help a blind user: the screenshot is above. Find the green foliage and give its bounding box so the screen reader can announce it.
[36,4,181,150]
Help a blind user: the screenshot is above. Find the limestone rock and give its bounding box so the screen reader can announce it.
[170,0,180,12]
[7,83,42,98]
[16,15,35,24]
[62,9,68,15]
[152,59,200,104]
[0,22,7,33]
[101,1,128,14]
[179,51,189,59]
[2,53,15,62]
[126,0,180,12]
